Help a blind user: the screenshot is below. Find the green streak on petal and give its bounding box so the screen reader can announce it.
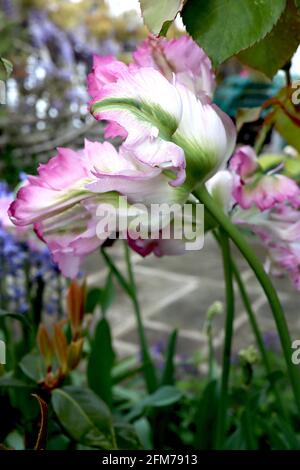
[173,133,219,189]
[92,97,178,139]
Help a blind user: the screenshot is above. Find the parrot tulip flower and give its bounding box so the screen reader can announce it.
[230,146,300,211]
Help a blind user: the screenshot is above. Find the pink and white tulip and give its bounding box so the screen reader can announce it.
[9,140,188,277]
[230,146,300,211]
[90,65,235,190]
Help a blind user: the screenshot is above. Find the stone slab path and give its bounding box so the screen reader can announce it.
[85,234,300,362]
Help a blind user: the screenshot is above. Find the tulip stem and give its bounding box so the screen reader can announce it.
[195,186,300,415]
[212,230,288,419]
[215,228,235,449]
[101,246,157,393]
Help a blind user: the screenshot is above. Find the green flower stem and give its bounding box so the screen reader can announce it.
[215,228,235,449]
[195,186,300,415]
[213,230,287,419]
[101,246,157,393]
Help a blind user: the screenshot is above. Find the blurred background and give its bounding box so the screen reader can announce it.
[0,0,300,362]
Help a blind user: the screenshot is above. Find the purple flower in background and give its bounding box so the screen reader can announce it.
[0,0,18,19]
[263,331,281,353]
[0,180,66,318]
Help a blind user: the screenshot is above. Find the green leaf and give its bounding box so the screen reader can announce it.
[133,417,153,450]
[51,386,116,449]
[236,107,262,133]
[238,1,300,78]
[87,318,115,407]
[182,0,286,66]
[0,373,33,388]
[112,356,142,384]
[101,271,115,315]
[160,329,177,386]
[143,385,182,407]
[126,386,182,421]
[19,352,46,382]
[0,310,32,330]
[0,57,12,80]
[114,422,143,450]
[86,273,114,315]
[273,106,300,152]
[194,379,218,449]
[295,0,300,11]
[139,0,184,34]
[86,288,102,313]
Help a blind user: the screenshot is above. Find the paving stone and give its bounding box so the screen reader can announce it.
[119,324,205,357]
[85,234,300,362]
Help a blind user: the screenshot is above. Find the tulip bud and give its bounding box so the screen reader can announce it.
[53,323,69,374]
[67,280,86,339]
[37,324,54,369]
[67,338,84,371]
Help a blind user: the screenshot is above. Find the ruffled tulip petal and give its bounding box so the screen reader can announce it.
[173,85,236,185]
[133,35,216,98]
[230,146,300,211]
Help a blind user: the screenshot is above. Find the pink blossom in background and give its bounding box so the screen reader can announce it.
[230,146,300,211]
[133,35,216,99]
[233,203,300,290]
[87,55,128,139]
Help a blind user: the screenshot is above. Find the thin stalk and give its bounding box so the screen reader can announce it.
[213,230,287,419]
[215,228,235,449]
[195,186,300,415]
[123,243,157,392]
[101,246,157,393]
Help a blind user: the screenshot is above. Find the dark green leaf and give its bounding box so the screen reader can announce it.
[127,386,182,421]
[51,386,116,449]
[114,422,143,450]
[86,288,102,313]
[182,0,286,66]
[0,373,33,388]
[194,379,218,449]
[0,310,32,330]
[160,329,177,386]
[101,271,115,315]
[225,427,247,450]
[238,1,300,78]
[87,318,115,407]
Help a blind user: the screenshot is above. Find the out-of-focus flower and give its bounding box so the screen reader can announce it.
[206,170,235,214]
[133,35,216,99]
[233,203,300,290]
[230,146,300,211]
[1,181,64,316]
